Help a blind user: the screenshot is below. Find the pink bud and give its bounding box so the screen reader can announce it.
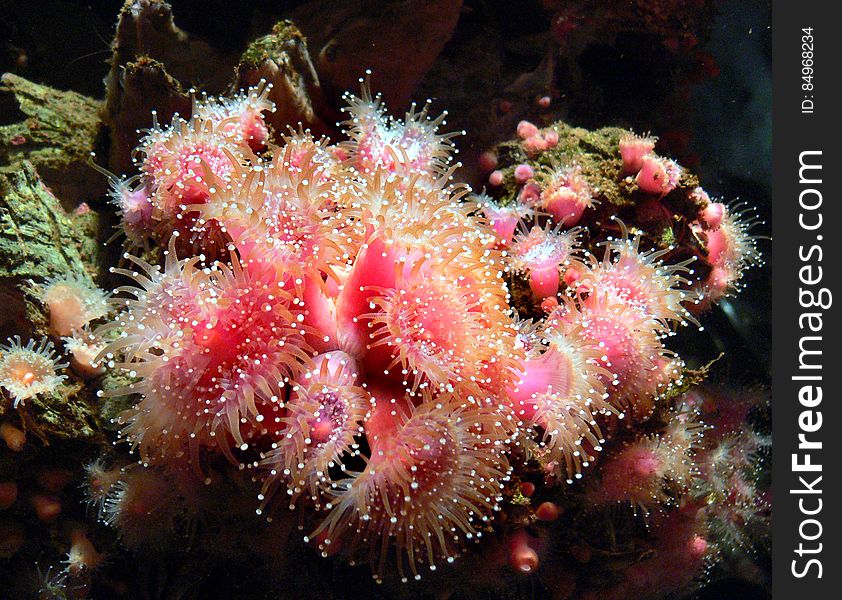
[514,164,535,183]
[488,170,505,186]
[701,202,726,229]
[517,120,540,140]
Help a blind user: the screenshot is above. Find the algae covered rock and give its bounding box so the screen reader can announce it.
[0,74,104,205]
[0,161,101,336]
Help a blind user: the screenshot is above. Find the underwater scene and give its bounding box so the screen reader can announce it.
[0,1,771,599]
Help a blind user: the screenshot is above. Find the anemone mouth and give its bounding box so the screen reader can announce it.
[310,395,511,582]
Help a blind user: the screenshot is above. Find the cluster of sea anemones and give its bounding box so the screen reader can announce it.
[81,79,763,585]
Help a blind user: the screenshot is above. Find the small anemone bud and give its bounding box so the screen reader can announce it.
[0,336,67,407]
[31,494,62,522]
[0,481,18,510]
[535,501,562,522]
[0,423,25,451]
[635,155,682,196]
[489,169,504,186]
[518,181,542,205]
[477,150,498,173]
[64,528,104,577]
[535,165,593,226]
[509,225,581,300]
[619,132,657,173]
[520,481,536,497]
[517,120,540,140]
[36,274,109,337]
[514,163,535,184]
[63,330,106,378]
[522,129,559,156]
[701,201,726,230]
[689,535,708,560]
[508,530,540,574]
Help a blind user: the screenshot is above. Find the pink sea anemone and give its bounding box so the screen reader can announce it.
[258,351,372,510]
[506,324,613,480]
[310,392,511,582]
[508,224,581,300]
[533,164,594,226]
[635,155,682,196]
[341,76,459,177]
[36,273,109,337]
[618,131,658,174]
[578,221,700,329]
[98,240,310,466]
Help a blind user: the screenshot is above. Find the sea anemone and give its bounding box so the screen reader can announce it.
[692,202,764,306]
[0,336,67,407]
[533,164,594,227]
[62,328,106,378]
[191,80,275,151]
[549,295,680,420]
[259,351,372,510]
[194,144,345,285]
[99,241,311,465]
[341,76,459,177]
[363,264,513,393]
[35,273,109,337]
[508,224,581,299]
[635,155,682,196]
[578,221,700,329]
[134,110,253,250]
[100,465,190,550]
[311,392,511,582]
[618,131,657,174]
[472,192,534,247]
[507,324,614,480]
